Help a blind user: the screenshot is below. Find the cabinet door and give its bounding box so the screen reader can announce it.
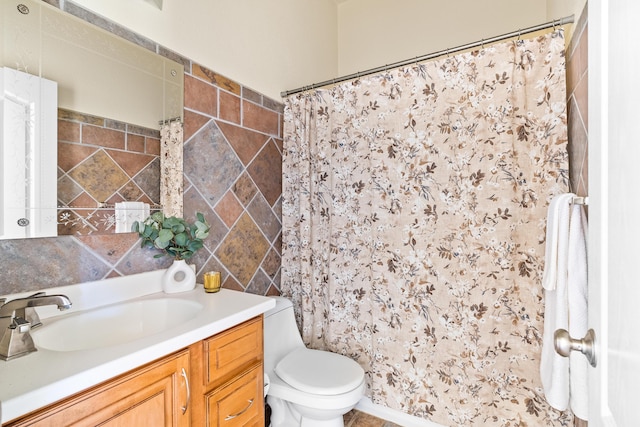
[189,316,265,426]
[204,317,263,388]
[206,364,263,427]
[5,350,191,427]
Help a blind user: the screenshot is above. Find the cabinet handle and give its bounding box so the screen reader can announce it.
[224,399,254,421]
[181,368,190,415]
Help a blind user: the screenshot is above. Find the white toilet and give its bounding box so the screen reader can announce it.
[264,296,365,427]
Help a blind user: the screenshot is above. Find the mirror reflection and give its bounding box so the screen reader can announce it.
[0,0,183,239]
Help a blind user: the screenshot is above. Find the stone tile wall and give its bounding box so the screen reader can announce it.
[0,2,283,297]
[181,65,283,295]
[566,4,588,199]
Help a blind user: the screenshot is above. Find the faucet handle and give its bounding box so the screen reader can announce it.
[21,307,42,328]
[15,292,45,328]
[11,316,31,333]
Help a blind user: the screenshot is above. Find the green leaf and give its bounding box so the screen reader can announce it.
[158,228,173,242]
[172,223,186,234]
[188,240,204,251]
[140,224,152,238]
[154,236,170,249]
[194,221,210,239]
[163,217,183,230]
[174,232,189,247]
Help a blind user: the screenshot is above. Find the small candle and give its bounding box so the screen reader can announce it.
[204,271,221,293]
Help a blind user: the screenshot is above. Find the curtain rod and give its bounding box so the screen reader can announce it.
[281,14,574,98]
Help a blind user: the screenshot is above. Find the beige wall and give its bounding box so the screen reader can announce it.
[337,0,546,75]
[547,0,587,22]
[70,0,588,99]
[338,0,588,79]
[72,0,338,100]
[67,0,586,100]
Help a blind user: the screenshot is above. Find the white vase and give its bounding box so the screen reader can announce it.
[162,259,196,294]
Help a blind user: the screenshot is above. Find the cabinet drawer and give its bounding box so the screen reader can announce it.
[5,350,190,427]
[204,317,262,386]
[205,364,263,427]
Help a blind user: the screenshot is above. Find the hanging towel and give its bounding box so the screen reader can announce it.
[542,194,573,291]
[540,193,589,419]
[567,202,589,420]
[115,201,150,233]
[540,193,574,411]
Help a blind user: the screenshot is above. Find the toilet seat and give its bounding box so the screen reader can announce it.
[275,347,364,396]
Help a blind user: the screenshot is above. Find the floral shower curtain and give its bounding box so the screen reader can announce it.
[160,119,184,217]
[282,31,571,426]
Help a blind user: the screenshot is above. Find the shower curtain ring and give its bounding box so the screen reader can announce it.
[518,29,522,40]
[481,38,485,49]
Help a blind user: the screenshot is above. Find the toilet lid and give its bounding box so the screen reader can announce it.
[275,348,364,396]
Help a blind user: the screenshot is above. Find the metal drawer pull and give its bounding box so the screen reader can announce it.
[224,399,254,421]
[181,368,191,414]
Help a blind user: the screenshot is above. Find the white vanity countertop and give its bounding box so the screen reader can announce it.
[0,270,276,424]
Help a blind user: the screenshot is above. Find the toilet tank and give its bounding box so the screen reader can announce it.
[263,296,305,375]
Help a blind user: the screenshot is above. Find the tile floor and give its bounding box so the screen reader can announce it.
[344,410,402,427]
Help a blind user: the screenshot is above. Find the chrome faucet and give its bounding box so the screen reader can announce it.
[0,293,72,361]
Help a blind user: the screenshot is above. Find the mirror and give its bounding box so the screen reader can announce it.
[0,0,183,239]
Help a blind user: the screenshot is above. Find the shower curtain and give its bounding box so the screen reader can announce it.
[282,30,571,426]
[160,119,184,217]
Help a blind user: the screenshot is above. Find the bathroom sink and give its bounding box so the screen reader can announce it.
[32,297,203,352]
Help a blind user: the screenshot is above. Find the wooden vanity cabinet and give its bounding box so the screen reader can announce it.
[5,349,191,427]
[189,316,264,426]
[3,316,264,427]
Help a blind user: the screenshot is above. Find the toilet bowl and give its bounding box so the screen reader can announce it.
[264,296,365,427]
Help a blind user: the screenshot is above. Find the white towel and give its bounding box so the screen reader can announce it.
[542,194,574,291]
[568,203,588,420]
[115,201,150,233]
[540,193,589,419]
[540,193,573,411]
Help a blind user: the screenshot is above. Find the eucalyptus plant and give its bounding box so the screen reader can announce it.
[133,212,210,260]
